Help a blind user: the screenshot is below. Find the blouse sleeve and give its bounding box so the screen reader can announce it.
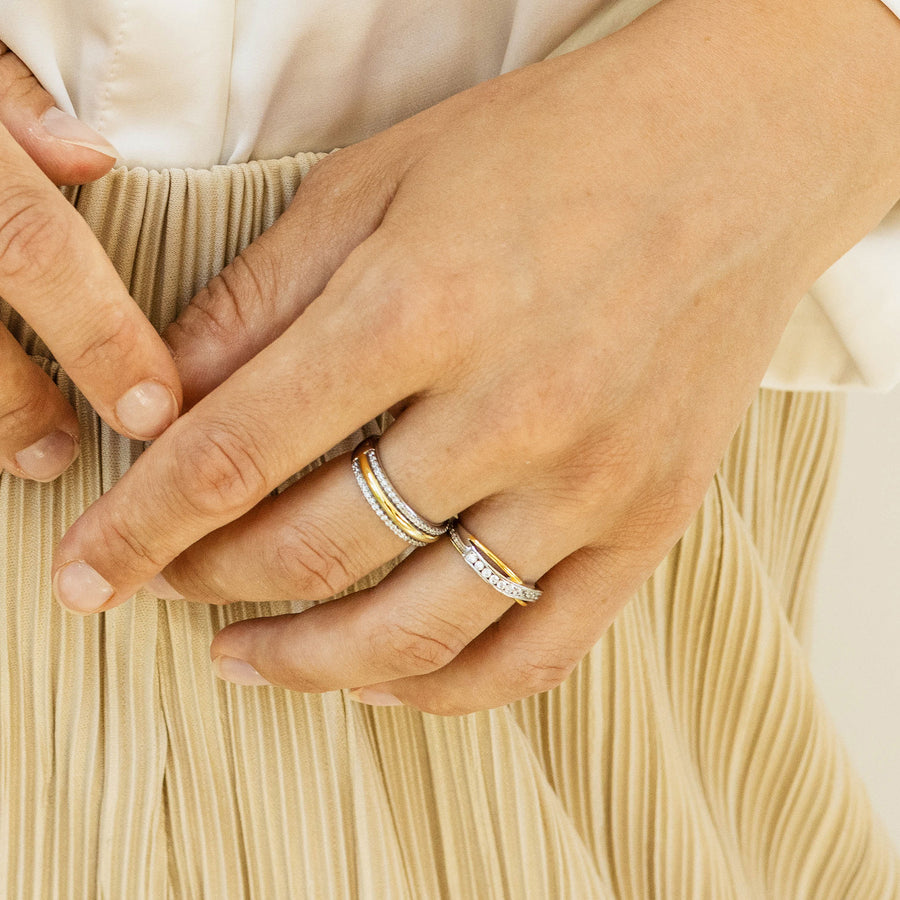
[762,203,900,393]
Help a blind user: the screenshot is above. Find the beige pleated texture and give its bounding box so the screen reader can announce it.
[1,156,899,898]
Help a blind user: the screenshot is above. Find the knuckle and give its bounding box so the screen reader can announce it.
[300,147,381,208]
[358,261,460,374]
[99,511,170,573]
[487,388,573,463]
[190,252,276,344]
[225,251,278,319]
[64,309,137,373]
[0,188,69,283]
[0,385,51,442]
[615,469,709,551]
[297,151,346,200]
[369,612,467,676]
[172,423,271,520]
[0,70,33,107]
[543,432,646,522]
[0,49,39,104]
[270,515,355,599]
[507,648,578,698]
[655,468,710,522]
[184,279,246,347]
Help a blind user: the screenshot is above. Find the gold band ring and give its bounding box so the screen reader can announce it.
[351,437,449,546]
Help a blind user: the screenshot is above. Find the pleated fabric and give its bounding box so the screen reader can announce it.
[1,157,898,899]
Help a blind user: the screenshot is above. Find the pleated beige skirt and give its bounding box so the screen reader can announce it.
[1,155,898,898]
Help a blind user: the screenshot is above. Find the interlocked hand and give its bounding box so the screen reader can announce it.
[0,41,182,481]
[52,0,900,713]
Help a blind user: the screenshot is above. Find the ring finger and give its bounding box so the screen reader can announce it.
[206,486,588,694]
[151,378,592,606]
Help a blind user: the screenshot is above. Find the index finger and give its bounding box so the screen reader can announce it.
[0,124,181,439]
[51,238,431,613]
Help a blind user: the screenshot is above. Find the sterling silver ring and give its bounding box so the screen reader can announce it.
[352,436,449,546]
[448,521,542,605]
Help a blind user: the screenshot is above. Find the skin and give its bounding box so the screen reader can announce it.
[0,42,182,480]
[5,0,900,713]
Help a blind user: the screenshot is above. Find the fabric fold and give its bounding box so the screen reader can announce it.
[1,156,897,898]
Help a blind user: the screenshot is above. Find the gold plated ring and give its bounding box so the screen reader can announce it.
[351,437,449,546]
[448,521,542,605]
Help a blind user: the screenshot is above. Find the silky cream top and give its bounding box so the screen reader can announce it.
[2,0,899,390]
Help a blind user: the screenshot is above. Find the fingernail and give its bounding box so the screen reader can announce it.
[53,560,114,614]
[40,107,119,160]
[348,687,403,707]
[14,430,79,481]
[213,656,272,687]
[115,380,178,439]
[144,572,183,600]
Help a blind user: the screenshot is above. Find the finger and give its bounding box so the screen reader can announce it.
[149,395,497,606]
[207,538,517,691]
[0,124,182,440]
[152,451,409,604]
[52,239,435,614]
[203,482,593,692]
[151,352,589,606]
[0,42,118,185]
[354,546,628,715]
[0,324,79,480]
[164,147,398,409]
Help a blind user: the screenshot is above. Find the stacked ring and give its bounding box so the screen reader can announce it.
[352,437,450,546]
[448,522,542,605]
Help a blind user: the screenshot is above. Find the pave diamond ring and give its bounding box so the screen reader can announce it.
[352,436,449,546]
[448,521,542,605]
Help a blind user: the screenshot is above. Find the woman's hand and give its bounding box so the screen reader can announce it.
[52,0,900,713]
[0,42,182,481]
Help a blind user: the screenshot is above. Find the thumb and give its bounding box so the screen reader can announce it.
[0,42,118,185]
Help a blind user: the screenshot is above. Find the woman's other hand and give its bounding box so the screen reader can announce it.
[52,0,900,710]
[0,41,116,187]
[0,41,182,481]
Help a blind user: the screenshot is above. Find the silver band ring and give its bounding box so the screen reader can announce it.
[448,521,542,605]
[352,436,449,546]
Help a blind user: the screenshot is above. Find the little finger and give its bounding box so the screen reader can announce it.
[352,544,630,715]
[207,537,522,692]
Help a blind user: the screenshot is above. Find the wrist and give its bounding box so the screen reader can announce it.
[585,0,900,294]
[658,0,900,193]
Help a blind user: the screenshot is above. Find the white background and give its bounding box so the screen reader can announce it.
[811,389,900,849]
